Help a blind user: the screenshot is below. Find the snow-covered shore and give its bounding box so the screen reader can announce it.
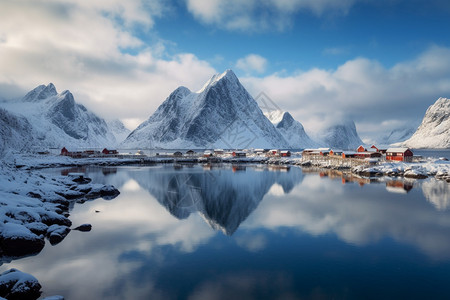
[0,156,120,299]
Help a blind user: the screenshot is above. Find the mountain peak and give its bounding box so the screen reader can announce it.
[22,83,57,102]
[198,69,239,93]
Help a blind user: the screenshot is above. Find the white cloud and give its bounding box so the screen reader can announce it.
[236,54,268,74]
[0,0,216,128]
[241,45,450,141]
[185,0,358,32]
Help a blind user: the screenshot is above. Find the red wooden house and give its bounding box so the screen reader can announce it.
[280,150,291,157]
[102,148,118,155]
[356,145,366,152]
[386,148,413,162]
[61,147,69,156]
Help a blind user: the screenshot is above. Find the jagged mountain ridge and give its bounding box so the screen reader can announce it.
[401,97,450,148]
[122,70,290,149]
[0,83,124,150]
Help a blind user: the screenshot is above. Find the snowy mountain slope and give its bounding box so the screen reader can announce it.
[0,108,43,156]
[401,97,450,149]
[375,127,416,147]
[316,120,364,150]
[107,119,131,144]
[0,83,118,150]
[265,111,318,149]
[122,70,289,149]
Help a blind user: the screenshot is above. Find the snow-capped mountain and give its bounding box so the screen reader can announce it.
[401,97,450,149]
[122,70,289,149]
[107,119,131,144]
[265,111,318,149]
[0,83,118,150]
[317,120,364,150]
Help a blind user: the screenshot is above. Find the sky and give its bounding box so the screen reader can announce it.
[1,0,450,143]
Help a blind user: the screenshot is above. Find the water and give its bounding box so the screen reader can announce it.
[2,164,450,299]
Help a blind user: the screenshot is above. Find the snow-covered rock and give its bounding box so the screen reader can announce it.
[401,97,450,148]
[122,70,289,149]
[0,83,119,152]
[316,120,364,150]
[266,111,318,149]
[0,268,41,300]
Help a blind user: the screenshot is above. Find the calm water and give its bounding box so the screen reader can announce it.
[2,164,450,299]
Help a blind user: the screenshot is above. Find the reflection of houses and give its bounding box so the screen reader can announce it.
[232,165,246,172]
[386,148,413,162]
[386,180,413,194]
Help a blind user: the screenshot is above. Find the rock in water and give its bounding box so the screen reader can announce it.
[0,268,42,300]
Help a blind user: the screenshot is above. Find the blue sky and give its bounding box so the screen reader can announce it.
[1,0,450,143]
[155,0,450,73]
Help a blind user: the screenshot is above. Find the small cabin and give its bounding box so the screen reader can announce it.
[268,149,280,156]
[280,150,291,157]
[386,148,414,162]
[232,151,246,157]
[214,149,224,155]
[61,147,69,156]
[173,151,183,157]
[186,150,195,156]
[204,150,213,157]
[102,148,118,155]
[370,145,387,154]
[356,145,366,152]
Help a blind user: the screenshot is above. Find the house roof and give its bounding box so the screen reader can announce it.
[386,148,410,153]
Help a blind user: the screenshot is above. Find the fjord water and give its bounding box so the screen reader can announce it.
[2,164,450,299]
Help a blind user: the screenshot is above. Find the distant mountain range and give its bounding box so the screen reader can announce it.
[0,83,126,154]
[2,71,448,154]
[122,70,366,150]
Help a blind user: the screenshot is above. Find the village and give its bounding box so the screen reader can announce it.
[59,145,415,164]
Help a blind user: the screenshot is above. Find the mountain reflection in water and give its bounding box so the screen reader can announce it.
[128,164,303,235]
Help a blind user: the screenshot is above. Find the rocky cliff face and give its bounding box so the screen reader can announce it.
[402,97,450,148]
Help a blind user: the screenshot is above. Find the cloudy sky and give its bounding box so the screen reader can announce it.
[1,0,450,143]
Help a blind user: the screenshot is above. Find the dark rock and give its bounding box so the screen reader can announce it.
[47,225,71,245]
[0,224,45,257]
[40,212,72,227]
[0,268,42,300]
[26,192,42,199]
[73,224,92,232]
[25,222,49,235]
[72,176,91,184]
[55,190,85,200]
[100,185,120,200]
